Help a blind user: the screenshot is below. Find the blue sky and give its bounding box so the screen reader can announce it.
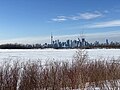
[0,0,120,43]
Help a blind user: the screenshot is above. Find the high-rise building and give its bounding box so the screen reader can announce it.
[51,33,53,45]
[106,39,109,45]
[82,38,85,47]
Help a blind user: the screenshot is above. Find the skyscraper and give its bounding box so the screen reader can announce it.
[82,38,85,47]
[51,33,53,45]
[106,39,109,45]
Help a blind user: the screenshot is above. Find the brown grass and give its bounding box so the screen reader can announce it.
[0,49,120,90]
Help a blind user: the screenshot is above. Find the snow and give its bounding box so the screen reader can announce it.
[0,49,120,63]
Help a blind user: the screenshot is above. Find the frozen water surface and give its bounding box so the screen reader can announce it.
[0,49,120,62]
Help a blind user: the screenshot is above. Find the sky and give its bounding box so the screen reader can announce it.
[0,0,120,44]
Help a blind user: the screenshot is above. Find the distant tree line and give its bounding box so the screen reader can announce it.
[0,43,42,49]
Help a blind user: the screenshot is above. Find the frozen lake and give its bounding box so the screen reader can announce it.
[0,49,120,62]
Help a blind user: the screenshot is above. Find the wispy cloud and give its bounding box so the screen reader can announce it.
[51,11,103,22]
[103,10,109,13]
[71,11,102,20]
[51,16,67,22]
[87,20,120,28]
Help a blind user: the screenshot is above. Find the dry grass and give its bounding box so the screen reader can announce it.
[0,49,120,90]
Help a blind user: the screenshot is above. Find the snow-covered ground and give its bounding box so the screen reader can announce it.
[0,49,120,90]
[0,49,120,62]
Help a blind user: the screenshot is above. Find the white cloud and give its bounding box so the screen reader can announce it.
[76,12,102,20]
[87,20,120,28]
[58,20,120,30]
[51,16,67,22]
[51,11,103,22]
[104,10,109,13]
[0,31,120,44]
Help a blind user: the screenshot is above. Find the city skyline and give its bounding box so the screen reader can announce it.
[0,0,120,44]
[0,33,119,49]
